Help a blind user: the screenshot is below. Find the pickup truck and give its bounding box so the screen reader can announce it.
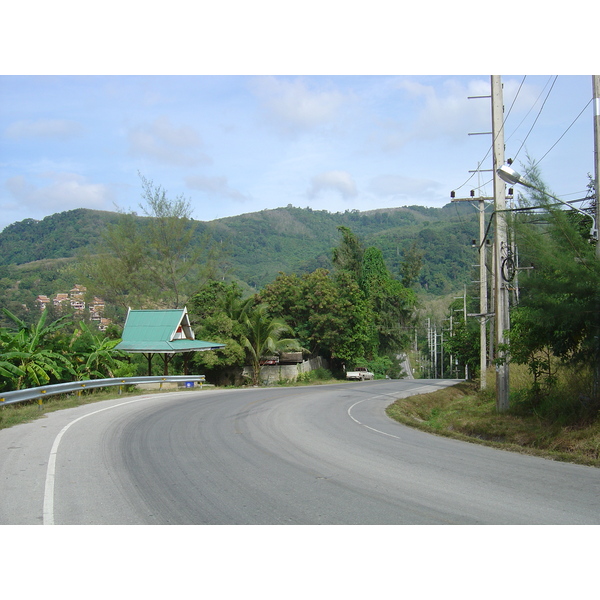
[346,367,374,381]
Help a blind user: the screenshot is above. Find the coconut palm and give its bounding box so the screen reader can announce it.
[240,304,300,386]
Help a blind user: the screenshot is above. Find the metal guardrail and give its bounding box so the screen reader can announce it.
[0,375,206,407]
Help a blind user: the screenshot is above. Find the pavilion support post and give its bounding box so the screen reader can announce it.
[143,353,154,376]
[162,354,176,376]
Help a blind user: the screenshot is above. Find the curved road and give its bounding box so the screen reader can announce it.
[1,379,599,524]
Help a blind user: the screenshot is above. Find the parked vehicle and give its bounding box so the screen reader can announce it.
[346,367,374,381]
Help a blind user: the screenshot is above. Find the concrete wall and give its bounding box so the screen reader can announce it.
[242,356,328,384]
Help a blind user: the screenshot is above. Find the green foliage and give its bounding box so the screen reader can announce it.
[240,304,301,386]
[0,203,482,302]
[259,268,373,366]
[73,176,226,309]
[505,160,600,418]
[187,281,249,382]
[443,316,481,379]
[0,209,122,266]
[399,241,424,288]
[260,227,417,371]
[360,246,418,356]
[69,321,131,379]
[0,308,75,390]
[0,309,134,392]
[332,225,365,279]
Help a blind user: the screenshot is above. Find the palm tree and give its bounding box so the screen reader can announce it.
[1,308,75,390]
[240,304,300,386]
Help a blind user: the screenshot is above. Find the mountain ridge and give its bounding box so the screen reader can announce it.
[0,203,485,298]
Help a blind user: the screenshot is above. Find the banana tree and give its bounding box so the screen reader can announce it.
[1,308,75,390]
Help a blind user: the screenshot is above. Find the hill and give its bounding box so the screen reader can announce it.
[0,202,486,304]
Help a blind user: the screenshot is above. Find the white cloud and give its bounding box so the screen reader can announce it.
[252,76,346,136]
[5,172,114,213]
[5,119,83,140]
[372,77,491,152]
[307,170,357,199]
[127,116,210,167]
[185,175,249,202]
[369,173,440,196]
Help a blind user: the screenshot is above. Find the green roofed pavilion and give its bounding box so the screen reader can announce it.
[115,307,225,375]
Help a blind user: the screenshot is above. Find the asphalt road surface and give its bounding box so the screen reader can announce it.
[2,379,599,525]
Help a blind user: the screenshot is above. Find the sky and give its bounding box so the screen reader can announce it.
[1,2,598,239]
[1,73,596,233]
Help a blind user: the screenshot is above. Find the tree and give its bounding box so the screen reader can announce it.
[77,211,151,309]
[259,268,373,367]
[332,226,364,280]
[69,321,131,380]
[187,281,250,383]
[76,175,225,309]
[508,159,600,408]
[400,241,423,288]
[239,304,300,386]
[0,308,75,390]
[138,174,219,308]
[360,246,418,357]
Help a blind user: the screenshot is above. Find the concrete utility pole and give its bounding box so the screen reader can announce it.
[478,198,488,389]
[450,192,489,387]
[593,75,600,260]
[491,75,510,412]
[593,76,600,398]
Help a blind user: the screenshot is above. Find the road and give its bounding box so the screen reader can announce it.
[1,379,599,524]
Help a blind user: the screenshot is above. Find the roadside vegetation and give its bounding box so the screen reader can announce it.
[387,363,600,468]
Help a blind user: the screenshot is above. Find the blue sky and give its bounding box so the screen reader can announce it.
[1,74,596,233]
[1,4,598,234]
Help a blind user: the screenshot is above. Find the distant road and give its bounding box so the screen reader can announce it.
[1,379,599,524]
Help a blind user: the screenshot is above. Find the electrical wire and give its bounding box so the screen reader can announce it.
[504,75,555,147]
[464,76,583,199]
[511,76,558,164]
[452,76,527,194]
[536,98,593,166]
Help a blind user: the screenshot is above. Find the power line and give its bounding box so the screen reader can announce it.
[511,76,558,163]
[453,76,527,194]
[536,98,593,166]
[504,75,555,146]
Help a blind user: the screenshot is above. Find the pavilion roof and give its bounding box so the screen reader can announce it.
[114,307,225,354]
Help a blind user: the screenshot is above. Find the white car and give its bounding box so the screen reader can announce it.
[346,367,374,381]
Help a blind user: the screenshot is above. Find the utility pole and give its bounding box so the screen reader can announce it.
[492,75,510,412]
[593,76,600,398]
[594,75,600,260]
[478,201,488,389]
[450,192,491,388]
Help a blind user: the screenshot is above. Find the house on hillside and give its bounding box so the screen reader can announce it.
[36,295,51,311]
[98,317,112,331]
[53,293,69,308]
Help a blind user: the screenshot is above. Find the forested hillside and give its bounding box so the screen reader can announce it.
[0,202,484,311]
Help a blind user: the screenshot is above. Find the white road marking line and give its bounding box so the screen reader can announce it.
[346,385,437,440]
[43,396,154,525]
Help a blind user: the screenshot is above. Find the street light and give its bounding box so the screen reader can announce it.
[497,164,598,240]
